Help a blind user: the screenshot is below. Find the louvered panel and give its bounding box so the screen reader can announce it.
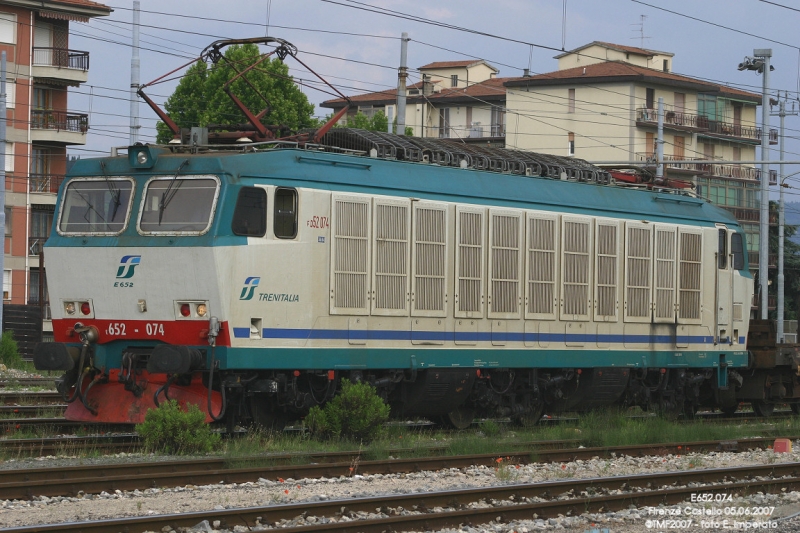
[678,230,703,323]
[654,226,677,323]
[525,213,559,320]
[489,210,522,318]
[560,216,591,320]
[624,222,652,322]
[372,198,410,316]
[330,195,371,315]
[594,221,619,321]
[455,207,485,317]
[412,202,448,317]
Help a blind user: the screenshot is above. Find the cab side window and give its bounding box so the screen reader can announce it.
[731,232,745,270]
[274,187,298,239]
[231,187,267,237]
[718,228,727,269]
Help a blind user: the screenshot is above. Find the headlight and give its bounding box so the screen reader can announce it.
[196,304,207,317]
[64,302,75,315]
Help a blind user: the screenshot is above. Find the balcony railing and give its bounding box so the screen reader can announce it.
[28,237,46,256]
[438,124,505,139]
[31,110,88,133]
[635,152,709,173]
[29,173,64,194]
[637,107,777,143]
[32,47,89,71]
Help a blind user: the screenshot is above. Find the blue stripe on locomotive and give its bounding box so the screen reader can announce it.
[49,147,748,267]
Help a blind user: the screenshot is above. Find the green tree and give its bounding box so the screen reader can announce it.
[768,201,800,320]
[155,44,315,144]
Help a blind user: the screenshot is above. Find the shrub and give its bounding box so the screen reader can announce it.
[135,400,220,454]
[480,419,502,438]
[304,380,390,442]
[0,331,23,368]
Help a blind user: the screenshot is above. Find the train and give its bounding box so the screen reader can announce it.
[31,38,800,428]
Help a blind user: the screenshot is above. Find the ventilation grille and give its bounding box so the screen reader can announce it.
[679,232,702,320]
[457,210,483,314]
[626,226,652,318]
[562,219,590,317]
[527,216,557,316]
[596,223,617,317]
[374,203,409,311]
[490,213,521,314]
[414,206,446,312]
[654,228,676,320]
[333,199,370,310]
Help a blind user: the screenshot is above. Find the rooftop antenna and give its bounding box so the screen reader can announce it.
[631,14,650,48]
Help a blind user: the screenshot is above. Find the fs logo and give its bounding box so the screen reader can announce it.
[240,277,261,300]
[116,255,141,279]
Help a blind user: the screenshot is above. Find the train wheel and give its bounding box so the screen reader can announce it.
[512,403,546,427]
[752,401,775,418]
[440,406,475,429]
[250,397,287,431]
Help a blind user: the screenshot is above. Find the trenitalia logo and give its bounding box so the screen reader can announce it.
[240,277,261,300]
[116,255,141,279]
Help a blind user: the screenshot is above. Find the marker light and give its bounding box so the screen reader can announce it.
[196,303,207,317]
[64,302,75,315]
[180,303,191,317]
[80,302,91,315]
[136,151,149,165]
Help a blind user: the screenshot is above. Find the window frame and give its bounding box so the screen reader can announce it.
[137,175,220,236]
[731,232,745,271]
[273,187,298,239]
[57,177,136,236]
[231,186,267,237]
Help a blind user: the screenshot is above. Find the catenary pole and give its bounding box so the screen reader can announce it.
[0,52,5,334]
[395,32,408,136]
[756,49,771,320]
[129,1,140,145]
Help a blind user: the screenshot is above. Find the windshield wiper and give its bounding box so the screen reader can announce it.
[99,161,121,223]
[158,159,189,225]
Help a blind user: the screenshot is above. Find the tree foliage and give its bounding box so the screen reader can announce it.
[155,44,315,144]
[767,201,800,320]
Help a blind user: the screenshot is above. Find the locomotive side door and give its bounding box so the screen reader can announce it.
[715,226,733,344]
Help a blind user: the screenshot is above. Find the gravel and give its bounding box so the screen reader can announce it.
[1,441,800,531]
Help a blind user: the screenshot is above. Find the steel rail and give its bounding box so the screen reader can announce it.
[0,436,789,501]
[5,462,800,533]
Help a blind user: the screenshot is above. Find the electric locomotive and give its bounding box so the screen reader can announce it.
[31,37,788,428]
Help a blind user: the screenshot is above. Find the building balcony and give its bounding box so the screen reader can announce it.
[31,47,89,85]
[636,152,708,174]
[30,110,88,145]
[637,107,778,144]
[438,124,505,140]
[28,236,46,256]
[29,173,65,194]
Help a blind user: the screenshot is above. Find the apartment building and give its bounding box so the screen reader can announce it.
[0,0,110,330]
[321,59,507,143]
[505,42,774,269]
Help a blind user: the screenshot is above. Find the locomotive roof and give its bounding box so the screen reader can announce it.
[72,129,740,230]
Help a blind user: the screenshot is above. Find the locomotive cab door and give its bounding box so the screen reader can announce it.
[715,226,733,344]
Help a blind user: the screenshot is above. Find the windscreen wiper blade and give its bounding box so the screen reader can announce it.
[158,159,189,225]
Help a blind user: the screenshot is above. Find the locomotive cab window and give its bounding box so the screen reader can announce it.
[731,232,745,270]
[718,228,727,269]
[274,187,298,239]
[232,187,267,237]
[139,176,219,234]
[58,178,134,235]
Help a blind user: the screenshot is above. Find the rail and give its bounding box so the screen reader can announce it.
[31,110,88,133]
[32,47,89,71]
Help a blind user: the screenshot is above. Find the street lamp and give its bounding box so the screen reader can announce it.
[739,49,773,319]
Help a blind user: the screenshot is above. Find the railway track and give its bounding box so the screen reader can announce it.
[0,392,62,405]
[0,435,790,501]
[0,378,55,389]
[6,460,799,533]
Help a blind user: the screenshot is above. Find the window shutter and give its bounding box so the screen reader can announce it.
[560,216,592,321]
[412,202,448,317]
[488,209,522,318]
[525,212,559,320]
[654,226,677,322]
[624,222,653,322]
[372,198,411,316]
[330,194,371,315]
[678,230,703,323]
[594,220,620,321]
[455,206,485,318]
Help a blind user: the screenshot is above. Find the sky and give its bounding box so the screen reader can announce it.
[67,0,800,194]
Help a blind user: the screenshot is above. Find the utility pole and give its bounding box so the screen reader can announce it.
[129,0,140,145]
[739,48,772,319]
[656,97,664,180]
[771,93,798,343]
[0,52,5,334]
[395,32,409,136]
